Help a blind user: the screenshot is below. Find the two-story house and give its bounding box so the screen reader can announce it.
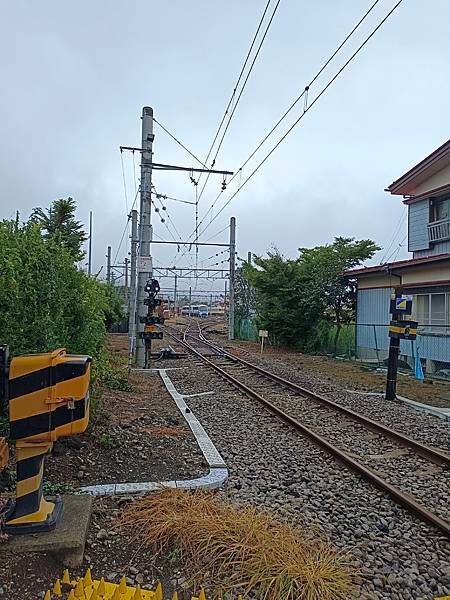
[345,139,450,374]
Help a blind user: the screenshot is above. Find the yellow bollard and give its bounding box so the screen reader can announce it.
[43,591,51,600]
[171,593,179,600]
[67,591,76,600]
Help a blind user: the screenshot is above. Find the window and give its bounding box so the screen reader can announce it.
[430,197,450,223]
[414,293,450,330]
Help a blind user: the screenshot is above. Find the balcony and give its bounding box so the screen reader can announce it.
[428,218,450,243]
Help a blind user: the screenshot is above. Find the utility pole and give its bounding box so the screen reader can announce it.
[189,286,192,317]
[174,274,178,321]
[229,216,236,340]
[128,209,139,356]
[135,107,154,367]
[124,258,129,305]
[247,250,252,265]
[106,246,111,284]
[88,211,93,276]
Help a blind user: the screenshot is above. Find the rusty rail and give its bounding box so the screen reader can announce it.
[168,330,450,539]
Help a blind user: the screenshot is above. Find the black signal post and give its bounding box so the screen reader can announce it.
[385,288,417,401]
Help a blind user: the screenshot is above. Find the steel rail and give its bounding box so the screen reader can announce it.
[192,330,450,468]
[167,330,450,538]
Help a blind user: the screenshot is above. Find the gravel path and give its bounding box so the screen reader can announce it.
[165,346,450,600]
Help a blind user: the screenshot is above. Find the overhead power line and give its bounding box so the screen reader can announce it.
[198,0,405,239]
[196,0,282,205]
[194,0,384,238]
[196,0,274,182]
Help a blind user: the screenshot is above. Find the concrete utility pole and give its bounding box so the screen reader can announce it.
[189,286,192,316]
[247,251,252,265]
[124,258,129,304]
[135,107,154,367]
[88,211,93,276]
[106,246,111,284]
[228,216,236,340]
[128,209,138,313]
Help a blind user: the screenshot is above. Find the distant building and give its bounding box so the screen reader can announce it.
[345,139,450,373]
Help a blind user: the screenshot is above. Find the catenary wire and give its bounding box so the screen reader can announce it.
[197,0,405,239]
[196,0,282,204]
[194,0,384,238]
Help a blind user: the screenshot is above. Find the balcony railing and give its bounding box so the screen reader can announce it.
[428,218,450,243]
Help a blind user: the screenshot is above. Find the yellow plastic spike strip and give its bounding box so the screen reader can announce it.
[51,571,248,599]
[53,579,62,596]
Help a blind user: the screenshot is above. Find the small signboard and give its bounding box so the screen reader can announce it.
[389,294,412,316]
[259,330,268,355]
[137,256,152,272]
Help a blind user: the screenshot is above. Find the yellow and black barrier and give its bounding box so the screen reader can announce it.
[43,569,245,599]
[1,347,91,535]
[388,319,418,341]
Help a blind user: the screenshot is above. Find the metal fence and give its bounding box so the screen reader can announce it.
[319,322,450,379]
[235,317,450,380]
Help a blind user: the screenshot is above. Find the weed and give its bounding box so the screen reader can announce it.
[43,481,75,495]
[118,489,354,599]
[98,431,115,449]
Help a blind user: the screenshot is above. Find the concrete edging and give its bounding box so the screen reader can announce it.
[80,369,228,496]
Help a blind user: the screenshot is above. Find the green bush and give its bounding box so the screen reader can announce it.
[0,218,126,423]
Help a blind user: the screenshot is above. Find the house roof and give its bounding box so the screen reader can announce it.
[344,253,450,278]
[386,138,450,196]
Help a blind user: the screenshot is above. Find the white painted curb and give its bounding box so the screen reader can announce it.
[81,369,228,496]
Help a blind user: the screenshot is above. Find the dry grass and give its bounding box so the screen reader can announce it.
[118,489,354,599]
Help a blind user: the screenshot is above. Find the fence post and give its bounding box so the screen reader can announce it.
[373,324,381,367]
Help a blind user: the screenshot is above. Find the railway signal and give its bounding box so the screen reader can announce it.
[385,289,417,401]
[0,345,91,534]
[139,278,164,367]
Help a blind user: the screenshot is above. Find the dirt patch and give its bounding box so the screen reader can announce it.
[0,334,209,598]
[45,369,207,488]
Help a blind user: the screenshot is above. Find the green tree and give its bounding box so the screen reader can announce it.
[246,237,380,349]
[30,197,87,261]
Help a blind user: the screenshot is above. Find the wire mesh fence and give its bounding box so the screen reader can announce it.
[235,317,450,381]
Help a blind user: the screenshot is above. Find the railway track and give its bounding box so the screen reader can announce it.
[167,320,450,538]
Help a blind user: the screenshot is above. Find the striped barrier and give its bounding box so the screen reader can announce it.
[2,348,91,534]
[42,569,245,600]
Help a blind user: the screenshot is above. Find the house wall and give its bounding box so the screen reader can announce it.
[355,287,450,365]
[414,240,450,258]
[408,199,429,252]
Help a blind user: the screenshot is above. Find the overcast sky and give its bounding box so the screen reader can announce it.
[1,0,449,297]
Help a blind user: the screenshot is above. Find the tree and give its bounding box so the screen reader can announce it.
[234,260,257,334]
[30,197,87,261]
[245,237,380,349]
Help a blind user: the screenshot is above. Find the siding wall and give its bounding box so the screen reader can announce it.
[414,239,450,258]
[408,199,430,252]
[356,287,450,366]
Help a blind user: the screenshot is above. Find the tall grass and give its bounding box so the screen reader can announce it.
[118,490,354,599]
